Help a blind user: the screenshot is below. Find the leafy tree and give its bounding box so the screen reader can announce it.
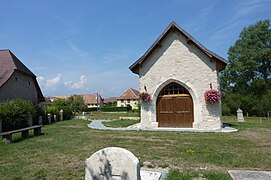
[221,20,271,116]
[67,95,85,112]
[46,99,73,120]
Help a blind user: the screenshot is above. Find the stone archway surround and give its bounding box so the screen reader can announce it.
[146,79,202,129]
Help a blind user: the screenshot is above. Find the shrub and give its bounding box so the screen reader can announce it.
[0,99,36,131]
[100,106,130,112]
[45,99,73,121]
[82,107,98,112]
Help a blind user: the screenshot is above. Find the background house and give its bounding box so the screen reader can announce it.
[117,88,140,109]
[0,49,44,104]
[81,94,103,108]
[47,96,69,102]
[103,97,117,106]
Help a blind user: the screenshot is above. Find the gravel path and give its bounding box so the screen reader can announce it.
[88,120,237,132]
[88,120,140,131]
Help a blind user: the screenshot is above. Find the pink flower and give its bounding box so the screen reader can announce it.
[204,89,221,104]
[138,92,151,102]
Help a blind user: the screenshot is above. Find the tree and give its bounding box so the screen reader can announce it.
[221,20,271,116]
[67,95,85,112]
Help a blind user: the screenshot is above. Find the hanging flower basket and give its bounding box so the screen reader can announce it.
[138,92,151,102]
[204,89,222,104]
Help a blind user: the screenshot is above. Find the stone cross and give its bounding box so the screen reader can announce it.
[85,147,141,180]
[59,109,64,121]
[0,117,2,133]
[47,113,51,124]
[237,108,245,122]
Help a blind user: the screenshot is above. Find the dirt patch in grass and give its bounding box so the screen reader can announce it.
[239,129,271,153]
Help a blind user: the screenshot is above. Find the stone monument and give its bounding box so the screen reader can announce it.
[38,116,43,125]
[47,113,51,124]
[237,108,245,122]
[28,115,33,126]
[59,109,64,121]
[85,147,141,180]
[54,115,57,122]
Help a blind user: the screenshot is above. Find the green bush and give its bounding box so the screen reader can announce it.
[100,106,130,112]
[0,99,36,131]
[82,107,98,112]
[45,99,73,121]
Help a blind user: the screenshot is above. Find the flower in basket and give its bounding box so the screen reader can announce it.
[138,92,151,102]
[204,89,222,104]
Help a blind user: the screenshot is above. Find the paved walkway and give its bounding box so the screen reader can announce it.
[88,120,238,132]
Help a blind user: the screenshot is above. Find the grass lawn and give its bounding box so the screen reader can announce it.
[103,119,140,128]
[0,117,270,179]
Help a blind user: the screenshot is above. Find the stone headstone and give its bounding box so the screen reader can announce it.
[59,109,64,121]
[38,116,43,125]
[237,108,245,122]
[28,115,33,126]
[54,115,57,122]
[85,147,141,180]
[47,113,51,124]
[0,117,2,133]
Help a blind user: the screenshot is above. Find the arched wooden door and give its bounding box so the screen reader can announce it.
[156,83,194,127]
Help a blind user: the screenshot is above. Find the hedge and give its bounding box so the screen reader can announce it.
[0,99,36,131]
[82,107,98,112]
[100,106,131,112]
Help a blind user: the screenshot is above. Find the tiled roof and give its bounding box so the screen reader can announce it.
[49,96,69,100]
[0,49,45,102]
[104,97,117,103]
[129,21,227,74]
[80,94,103,104]
[117,88,140,100]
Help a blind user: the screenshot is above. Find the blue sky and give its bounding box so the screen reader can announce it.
[0,0,270,97]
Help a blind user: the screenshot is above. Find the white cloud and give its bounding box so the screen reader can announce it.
[37,74,62,90]
[65,75,87,89]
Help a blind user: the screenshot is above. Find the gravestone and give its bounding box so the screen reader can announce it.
[38,116,43,125]
[47,113,51,124]
[54,115,57,122]
[85,147,141,180]
[28,115,33,126]
[59,109,64,121]
[0,117,2,133]
[237,108,245,122]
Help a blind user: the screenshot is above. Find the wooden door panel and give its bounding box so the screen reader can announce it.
[157,95,193,127]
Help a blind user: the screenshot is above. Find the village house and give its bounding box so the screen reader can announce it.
[130,22,227,130]
[47,96,69,102]
[81,94,104,108]
[0,50,44,104]
[117,88,140,109]
[103,97,117,106]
